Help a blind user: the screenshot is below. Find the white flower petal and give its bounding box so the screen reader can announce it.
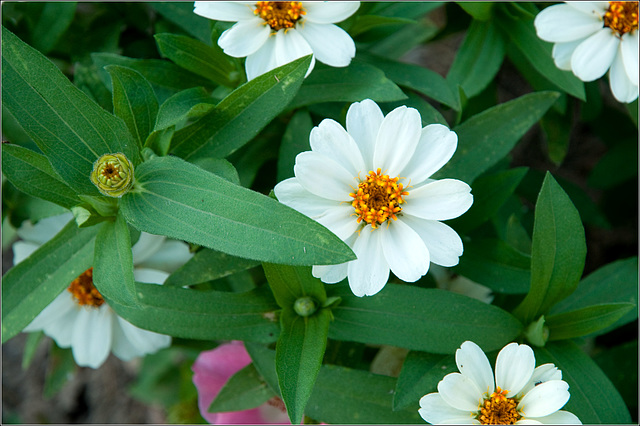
[111,316,171,361]
[524,410,582,425]
[315,205,359,241]
[437,372,483,412]
[346,99,384,169]
[245,36,279,80]
[400,124,458,185]
[218,19,271,57]
[565,2,609,14]
[302,1,360,24]
[609,44,639,103]
[193,1,256,21]
[381,220,430,282]
[310,119,365,176]
[297,22,355,67]
[571,28,619,81]
[131,232,166,265]
[347,228,389,296]
[621,32,639,86]
[456,341,495,396]
[516,420,543,425]
[274,28,314,76]
[274,178,337,216]
[312,262,348,283]
[495,343,535,396]
[534,4,604,43]
[134,267,170,285]
[402,179,473,221]
[399,217,463,267]
[294,151,356,201]
[518,364,562,398]
[138,240,193,273]
[24,292,75,333]
[16,212,73,245]
[518,380,570,418]
[373,106,422,177]
[12,241,41,265]
[42,304,78,347]
[552,39,585,71]
[71,306,113,368]
[419,393,476,425]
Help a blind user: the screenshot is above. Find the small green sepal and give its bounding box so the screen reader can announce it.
[523,315,549,347]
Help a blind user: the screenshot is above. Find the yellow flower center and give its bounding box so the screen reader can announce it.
[604,1,638,36]
[478,387,521,425]
[254,1,306,31]
[349,168,409,229]
[67,268,105,308]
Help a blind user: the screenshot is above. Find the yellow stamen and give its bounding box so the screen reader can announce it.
[254,1,306,31]
[67,268,105,307]
[478,387,521,425]
[604,1,638,36]
[349,168,409,229]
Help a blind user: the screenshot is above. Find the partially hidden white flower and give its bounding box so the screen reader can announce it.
[534,1,639,103]
[419,341,582,425]
[274,99,473,297]
[194,1,360,80]
[429,265,494,304]
[16,213,193,369]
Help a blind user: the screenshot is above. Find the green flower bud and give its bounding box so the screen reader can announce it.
[90,153,134,197]
[293,296,318,317]
[523,315,549,347]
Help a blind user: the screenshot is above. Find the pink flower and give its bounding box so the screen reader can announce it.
[192,341,291,424]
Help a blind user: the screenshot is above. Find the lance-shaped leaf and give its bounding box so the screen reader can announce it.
[209,363,277,413]
[120,156,355,265]
[154,86,216,131]
[513,173,586,324]
[165,248,259,287]
[2,220,99,343]
[328,283,522,354]
[170,55,311,161]
[534,341,631,424]
[148,2,213,45]
[2,27,140,195]
[93,212,137,307]
[435,91,559,183]
[107,284,280,343]
[2,144,80,210]
[31,2,77,54]
[106,65,159,151]
[546,303,635,341]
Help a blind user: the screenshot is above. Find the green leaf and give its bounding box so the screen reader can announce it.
[93,213,137,306]
[144,125,174,157]
[2,220,98,343]
[328,283,522,354]
[31,2,76,54]
[191,157,241,185]
[435,91,559,183]
[277,308,331,424]
[534,340,631,424]
[109,284,280,343]
[22,331,45,370]
[453,238,531,294]
[550,257,638,336]
[120,155,355,265]
[155,33,240,87]
[263,264,327,308]
[154,86,216,131]
[540,108,572,165]
[148,2,213,45]
[209,363,276,413]
[1,144,81,210]
[44,343,76,398]
[546,303,635,341]
[357,54,459,110]
[2,27,140,194]
[368,17,441,60]
[383,91,448,126]
[393,350,457,411]
[74,62,113,112]
[447,19,505,98]
[593,340,638,414]
[277,109,313,182]
[588,138,638,189]
[106,65,159,151]
[165,248,259,287]
[349,15,415,36]
[457,2,494,20]
[495,7,586,101]
[171,55,311,160]
[513,173,586,325]
[288,62,407,109]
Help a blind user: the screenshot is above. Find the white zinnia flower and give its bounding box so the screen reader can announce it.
[419,341,582,425]
[534,1,639,103]
[194,1,360,80]
[274,99,473,297]
[16,213,193,369]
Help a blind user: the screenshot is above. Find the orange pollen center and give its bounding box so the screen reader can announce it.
[254,1,306,31]
[349,168,409,229]
[67,268,105,307]
[604,1,639,35]
[478,387,521,425]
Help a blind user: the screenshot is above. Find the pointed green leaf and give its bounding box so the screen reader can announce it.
[2,27,140,195]
[349,15,415,36]
[148,2,213,45]
[154,87,216,131]
[171,55,311,160]
[209,363,276,413]
[2,219,99,343]
[165,248,259,287]
[31,2,77,54]
[513,173,586,324]
[2,144,81,209]
[277,109,313,181]
[106,65,159,150]
[263,264,327,308]
[120,155,355,265]
[457,2,494,20]
[546,303,635,341]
